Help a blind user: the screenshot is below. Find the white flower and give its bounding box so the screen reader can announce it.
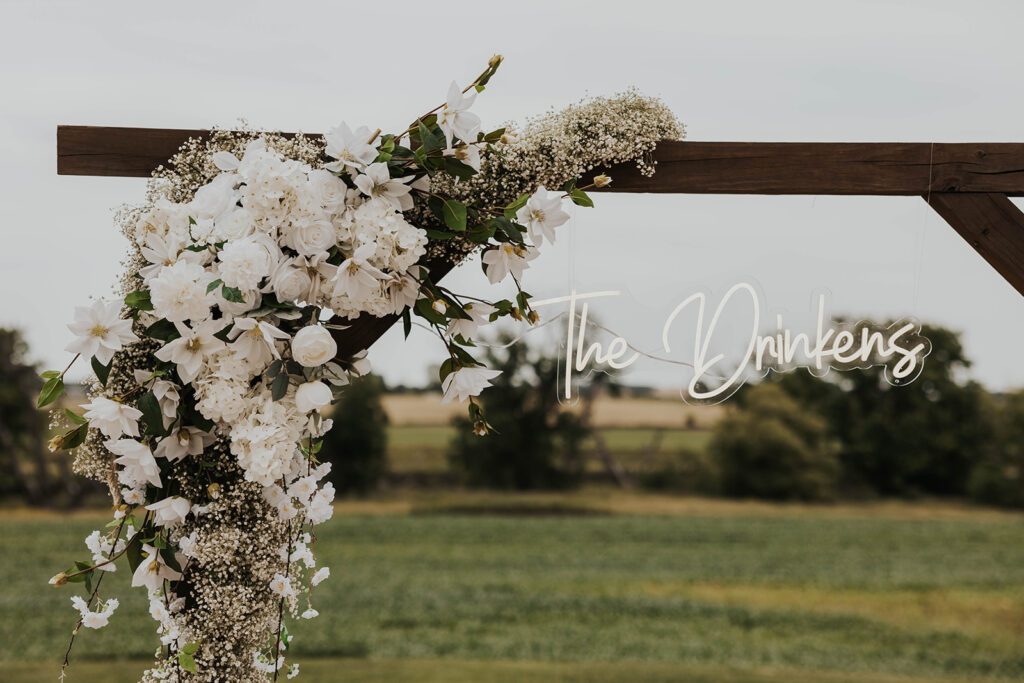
[331,243,388,302]
[82,397,142,439]
[516,185,570,246]
[190,173,238,220]
[229,318,289,366]
[441,366,501,404]
[73,596,119,629]
[307,482,335,524]
[212,150,240,172]
[295,381,333,413]
[387,270,422,314]
[311,566,330,586]
[354,163,415,211]
[149,260,214,323]
[446,302,496,341]
[85,529,124,572]
[290,325,337,368]
[122,487,145,505]
[214,207,256,242]
[284,218,336,258]
[269,256,315,304]
[301,609,319,620]
[146,496,192,527]
[153,320,226,384]
[154,426,210,462]
[131,544,182,592]
[324,122,378,173]
[481,243,539,284]
[269,573,294,598]
[65,299,139,365]
[443,143,481,172]
[218,235,277,291]
[139,233,199,283]
[133,370,180,428]
[108,438,162,489]
[437,80,481,149]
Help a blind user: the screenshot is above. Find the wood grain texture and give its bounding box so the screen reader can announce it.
[926,193,1024,297]
[58,127,1024,196]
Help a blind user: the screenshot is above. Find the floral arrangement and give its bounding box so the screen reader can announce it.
[40,57,684,681]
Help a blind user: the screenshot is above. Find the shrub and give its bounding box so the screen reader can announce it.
[320,373,388,495]
[968,389,1024,508]
[710,383,838,501]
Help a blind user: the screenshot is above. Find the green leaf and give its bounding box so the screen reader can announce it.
[125,534,143,573]
[414,299,447,326]
[145,319,179,342]
[424,229,454,241]
[205,278,223,294]
[221,285,245,303]
[442,158,476,181]
[483,127,505,143]
[417,121,443,153]
[439,358,456,383]
[503,193,530,219]
[37,377,64,408]
[41,370,59,379]
[181,642,200,656]
[124,290,153,311]
[402,309,412,339]
[179,652,197,674]
[271,373,289,401]
[138,391,166,437]
[62,424,88,450]
[440,199,467,232]
[486,216,524,244]
[91,356,112,387]
[266,359,283,378]
[64,408,87,425]
[570,188,594,208]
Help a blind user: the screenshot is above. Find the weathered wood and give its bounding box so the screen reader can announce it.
[926,193,1024,297]
[58,126,1024,196]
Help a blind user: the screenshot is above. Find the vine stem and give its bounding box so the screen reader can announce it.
[60,512,130,679]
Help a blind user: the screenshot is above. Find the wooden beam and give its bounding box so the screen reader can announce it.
[927,193,1024,297]
[58,126,1024,196]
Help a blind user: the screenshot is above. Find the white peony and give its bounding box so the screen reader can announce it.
[217,235,277,291]
[290,326,337,368]
[295,381,332,413]
[150,260,214,323]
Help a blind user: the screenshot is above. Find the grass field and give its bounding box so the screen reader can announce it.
[3,493,1023,682]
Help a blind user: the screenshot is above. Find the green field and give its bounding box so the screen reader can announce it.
[386,425,711,474]
[2,494,1023,682]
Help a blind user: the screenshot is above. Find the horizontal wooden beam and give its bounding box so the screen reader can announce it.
[58,126,1024,196]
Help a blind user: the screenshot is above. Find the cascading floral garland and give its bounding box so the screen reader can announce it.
[39,57,684,681]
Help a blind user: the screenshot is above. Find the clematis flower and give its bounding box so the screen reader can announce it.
[229,318,289,366]
[131,543,183,592]
[441,366,502,404]
[82,397,142,439]
[269,572,295,598]
[331,243,388,301]
[146,496,192,527]
[481,243,539,284]
[139,233,200,283]
[446,302,496,341]
[354,163,415,211]
[107,438,162,488]
[154,320,226,384]
[443,143,481,172]
[71,596,119,630]
[516,185,570,246]
[324,122,378,174]
[154,426,211,462]
[133,370,180,428]
[437,81,481,149]
[65,299,139,365]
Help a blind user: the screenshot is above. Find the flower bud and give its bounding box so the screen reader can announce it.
[47,434,65,452]
[208,483,221,499]
[473,420,488,436]
[510,307,523,321]
[50,572,68,587]
[432,299,447,315]
[594,174,612,188]
[488,54,503,69]
[527,310,540,325]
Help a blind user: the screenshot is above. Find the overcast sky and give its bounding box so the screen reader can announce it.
[2,0,1023,393]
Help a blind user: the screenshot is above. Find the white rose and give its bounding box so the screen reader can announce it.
[289,219,337,257]
[307,169,348,213]
[189,174,237,220]
[215,208,256,241]
[291,326,337,367]
[295,381,333,413]
[270,258,313,303]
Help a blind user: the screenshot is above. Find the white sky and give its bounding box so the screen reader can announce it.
[2,0,1023,391]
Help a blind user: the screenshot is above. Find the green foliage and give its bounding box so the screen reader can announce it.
[769,324,993,497]
[448,338,588,489]
[320,374,389,495]
[640,448,720,494]
[710,384,839,501]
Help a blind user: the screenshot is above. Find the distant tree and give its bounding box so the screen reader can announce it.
[709,383,839,501]
[448,335,589,490]
[768,324,993,497]
[967,389,1024,508]
[320,373,389,495]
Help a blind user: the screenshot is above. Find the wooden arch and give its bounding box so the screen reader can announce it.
[57,126,1024,357]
